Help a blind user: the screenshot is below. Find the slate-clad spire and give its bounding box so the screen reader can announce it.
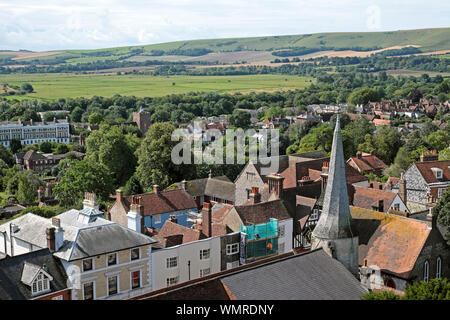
[312,114,355,239]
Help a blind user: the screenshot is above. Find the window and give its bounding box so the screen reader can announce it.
[108,276,118,296]
[211,196,218,202]
[131,270,141,289]
[226,243,239,255]
[166,276,179,287]
[246,189,251,200]
[83,282,94,300]
[394,203,400,210]
[424,261,430,282]
[200,249,210,260]
[278,225,285,238]
[154,214,161,224]
[131,248,140,261]
[82,258,93,272]
[51,295,63,300]
[438,188,446,199]
[246,172,254,181]
[107,253,117,266]
[166,257,178,268]
[311,209,319,220]
[278,242,285,253]
[436,257,442,279]
[32,273,50,295]
[200,268,210,277]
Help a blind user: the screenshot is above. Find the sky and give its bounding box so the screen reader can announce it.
[0,0,449,51]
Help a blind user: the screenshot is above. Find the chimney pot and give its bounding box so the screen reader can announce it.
[153,185,159,194]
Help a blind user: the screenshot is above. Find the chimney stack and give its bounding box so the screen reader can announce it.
[202,202,212,238]
[249,187,261,204]
[46,226,55,251]
[181,180,187,191]
[426,207,436,230]
[37,186,45,203]
[208,169,212,179]
[399,173,407,204]
[356,151,362,159]
[153,185,159,195]
[51,217,64,250]
[267,174,284,200]
[116,189,123,204]
[127,203,144,233]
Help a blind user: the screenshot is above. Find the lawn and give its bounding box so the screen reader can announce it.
[0,74,314,99]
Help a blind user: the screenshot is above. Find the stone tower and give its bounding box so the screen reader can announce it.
[133,108,151,135]
[311,114,359,276]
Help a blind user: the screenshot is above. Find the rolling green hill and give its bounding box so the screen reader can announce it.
[1,27,449,65]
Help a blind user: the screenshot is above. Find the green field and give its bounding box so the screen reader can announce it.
[0,74,314,99]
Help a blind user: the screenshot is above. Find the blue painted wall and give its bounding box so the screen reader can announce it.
[143,208,198,230]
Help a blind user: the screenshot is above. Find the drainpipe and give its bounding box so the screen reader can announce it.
[1,231,6,257]
[9,223,13,257]
[188,260,191,281]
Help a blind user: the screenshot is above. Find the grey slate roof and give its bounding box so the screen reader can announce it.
[20,262,44,286]
[220,249,367,300]
[54,223,157,261]
[176,176,235,201]
[0,249,68,300]
[312,115,356,239]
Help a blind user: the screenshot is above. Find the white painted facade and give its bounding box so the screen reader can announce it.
[0,120,70,148]
[277,218,293,254]
[151,235,222,291]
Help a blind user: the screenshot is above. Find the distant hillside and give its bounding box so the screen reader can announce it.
[0,28,449,67]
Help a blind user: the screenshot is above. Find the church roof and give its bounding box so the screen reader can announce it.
[312,115,356,239]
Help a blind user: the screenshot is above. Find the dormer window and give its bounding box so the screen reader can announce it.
[431,168,443,179]
[21,262,53,297]
[32,273,50,295]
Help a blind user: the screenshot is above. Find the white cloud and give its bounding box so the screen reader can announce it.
[0,0,448,51]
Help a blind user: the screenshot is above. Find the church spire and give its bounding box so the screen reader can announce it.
[311,114,359,275]
[312,114,354,239]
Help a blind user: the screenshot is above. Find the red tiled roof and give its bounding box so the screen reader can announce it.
[211,203,233,224]
[124,189,197,216]
[156,220,204,247]
[414,160,450,184]
[349,154,387,172]
[373,119,391,126]
[351,206,430,279]
[351,185,397,212]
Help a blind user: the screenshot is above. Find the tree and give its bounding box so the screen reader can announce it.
[435,188,450,244]
[0,144,14,167]
[136,122,194,191]
[53,159,114,207]
[9,139,22,154]
[15,171,43,204]
[425,130,450,152]
[229,109,251,129]
[88,112,103,125]
[123,175,143,196]
[360,127,402,165]
[403,278,450,300]
[86,125,139,187]
[362,290,400,300]
[54,143,69,154]
[39,141,53,153]
[71,106,84,123]
[20,83,34,93]
[348,88,379,105]
[330,113,351,130]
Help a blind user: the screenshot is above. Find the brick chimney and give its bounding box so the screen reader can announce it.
[116,189,123,204]
[321,161,329,192]
[202,202,212,238]
[267,174,284,199]
[37,186,45,203]
[249,187,261,204]
[153,185,159,195]
[356,151,362,159]
[420,150,439,162]
[298,176,313,187]
[46,226,55,251]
